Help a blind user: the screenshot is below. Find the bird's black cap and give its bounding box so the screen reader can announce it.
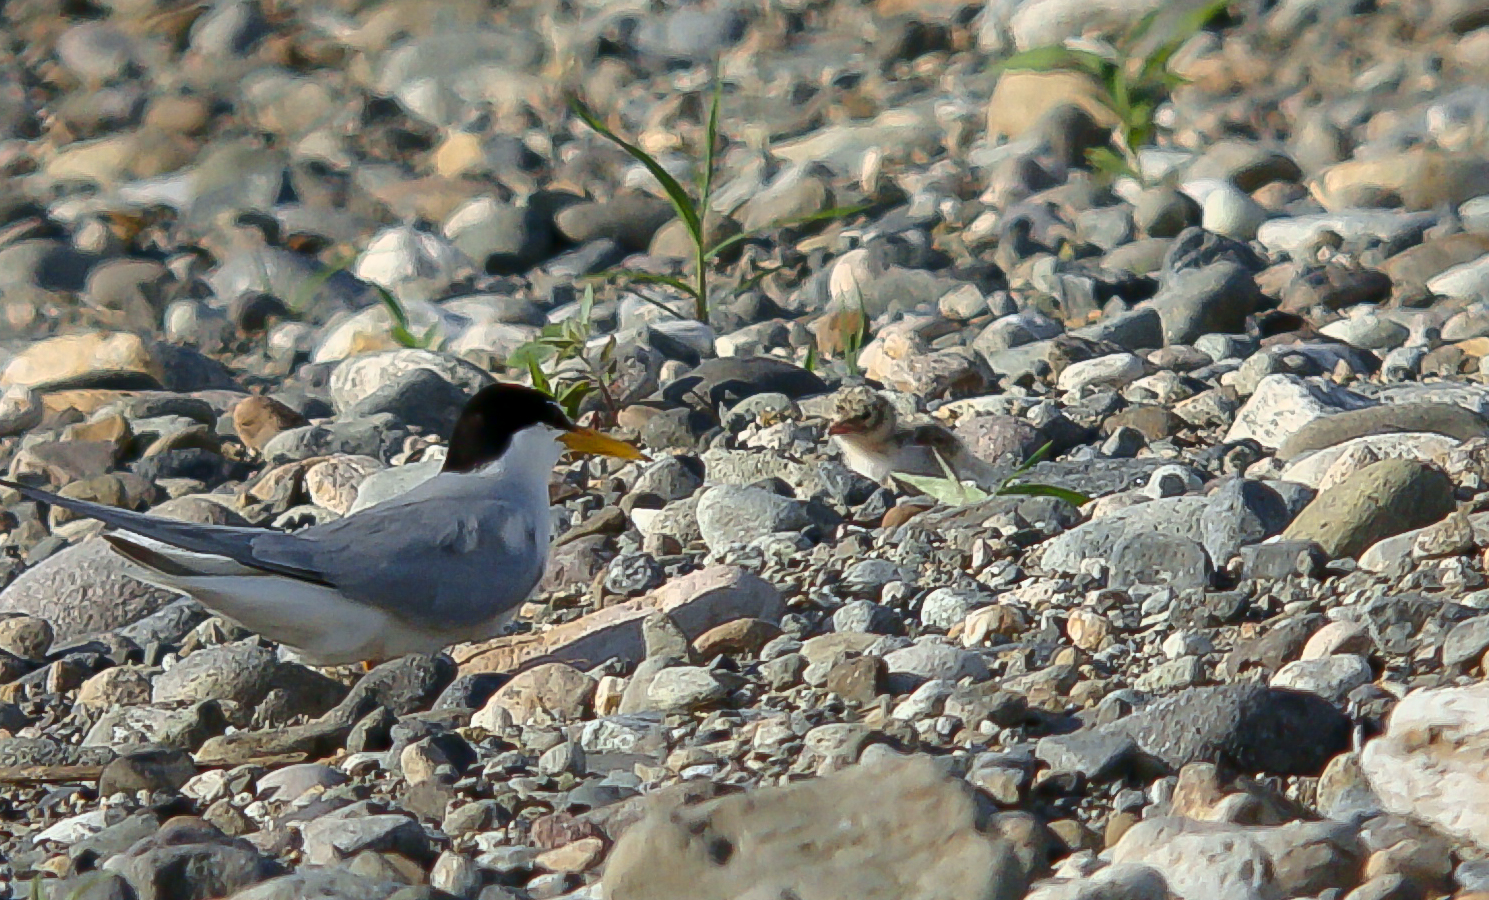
[443,383,573,473]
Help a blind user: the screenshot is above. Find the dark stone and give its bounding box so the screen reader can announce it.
[99,747,197,796]
[1160,227,1268,281]
[661,357,829,409]
[1223,614,1326,678]
[432,673,506,712]
[116,820,284,900]
[1106,684,1350,776]
[1035,730,1138,783]
[1147,261,1265,346]
[348,367,470,439]
[131,449,250,490]
[822,656,886,705]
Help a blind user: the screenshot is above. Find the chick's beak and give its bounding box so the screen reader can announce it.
[827,421,858,436]
[560,427,649,461]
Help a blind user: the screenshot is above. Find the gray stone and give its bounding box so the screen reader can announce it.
[1035,730,1138,783]
[646,666,729,713]
[1278,402,1489,460]
[603,754,1026,900]
[1109,532,1211,591]
[919,587,991,631]
[1200,478,1292,566]
[0,536,181,640]
[1445,616,1489,668]
[153,640,279,707]
[696,485,814,552]
[883,638,990,692]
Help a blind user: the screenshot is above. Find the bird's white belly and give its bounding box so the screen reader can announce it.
[159,573,519,667]
[835,437,897,485]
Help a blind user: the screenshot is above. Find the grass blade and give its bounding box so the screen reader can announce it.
[997,46,1109,77]
[598,270,701,301]
[996,482,1091,507]
[699,76,722,215]
[1014,441,1053,475]
[568,94,702,241]
[705,204,871,262]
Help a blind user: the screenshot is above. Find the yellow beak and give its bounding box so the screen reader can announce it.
[559,427,649,461]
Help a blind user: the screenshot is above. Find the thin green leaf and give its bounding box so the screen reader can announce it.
[578,283,595,326]
[1086,146,1139,181]
[600,269,701,302]
[1014,441,1053,476]
[699,76,722,216]
[996,482,1091,507]
[525,354,551,395]
[1125,7,1165,46]
[893,471,991,506]
[998,45,1109,77]
[389,324,417,348]
[803,343,818,373]
[568,94,702,242]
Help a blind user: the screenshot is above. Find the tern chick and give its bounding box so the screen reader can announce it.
[827,386,996,490]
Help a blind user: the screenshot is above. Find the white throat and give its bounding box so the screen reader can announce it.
[475,426,566,496]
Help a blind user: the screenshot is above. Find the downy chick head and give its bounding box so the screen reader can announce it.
[828,386,896,444]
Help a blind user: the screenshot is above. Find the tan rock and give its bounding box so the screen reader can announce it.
[960,604,1031,647]
[233,395,307,454]
[1311,150,1489,212]
[304,455,384,515]
[454,566,784,676]
[536,836,606,873]
[693,618,782,660]
[76,665,153,709]
[0,332,161,391]
[473,662,596,725]
[603,754,1024,900]
[1361,683,1489,850]
[1065,609,1111,652]
[1300,621,1371,660]
[61,414,132,451]
[985,70,1117,143]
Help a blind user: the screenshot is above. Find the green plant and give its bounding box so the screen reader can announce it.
[894,441,1091,508]
[290,257,436,349]
[508,285,617,421]
[567,82,866,322]
[997,0,1228,183]
[372,283,437,349]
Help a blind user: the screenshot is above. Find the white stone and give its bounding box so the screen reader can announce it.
[1057,353,1146,393]
[1202,183,1268,241]
[354,225,473,302]
[1270,654,1373,702]
[1361,682,1489,850]
[1224,374,1374,451]
[1429,251,1489,302]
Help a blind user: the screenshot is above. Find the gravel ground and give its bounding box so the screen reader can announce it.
[6,1,1489,899]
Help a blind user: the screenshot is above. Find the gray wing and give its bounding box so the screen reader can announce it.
[0,478,324,583]
[250,496,546,629]
[2,477,545,629]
